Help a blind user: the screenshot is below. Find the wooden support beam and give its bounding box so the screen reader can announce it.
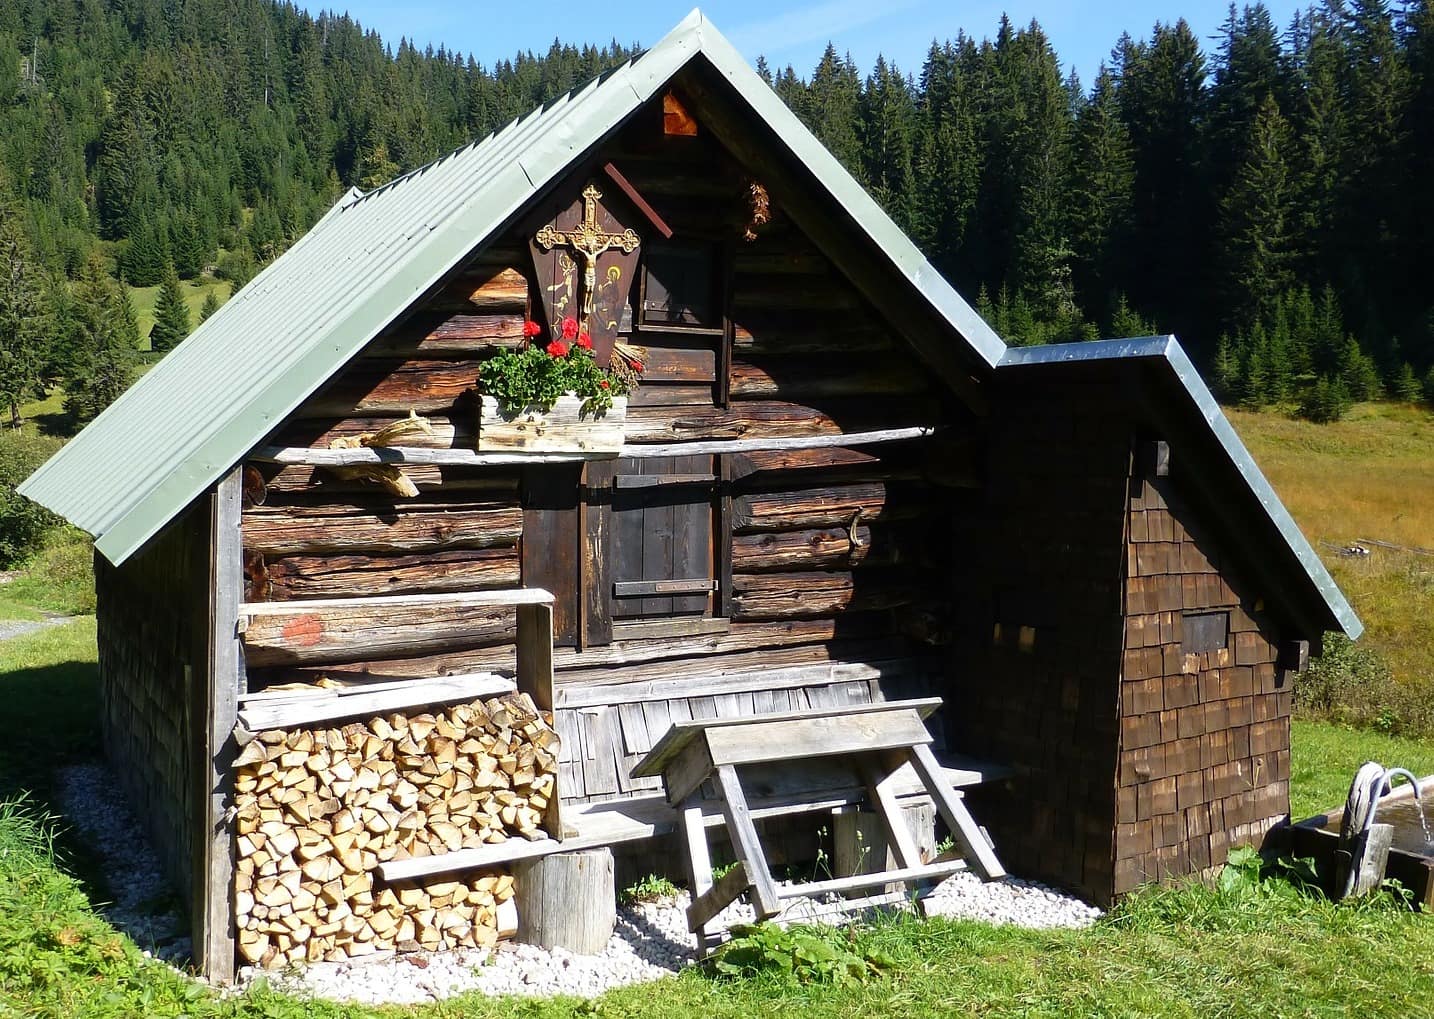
[197,466,242,982]
[775,859,968,900]
[681,797,721,951]
[908,743,1006,880]
[714,764,782,919]
[603,161,675,239]
[240,587,553,617]
[249,427,937,469]
[687,861,751,933]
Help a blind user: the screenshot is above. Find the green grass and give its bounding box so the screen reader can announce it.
[128,276,230,346]
[1290,719,1434,820]
[0,596,45,622]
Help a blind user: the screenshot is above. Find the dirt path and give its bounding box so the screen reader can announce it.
[0,614,68,642]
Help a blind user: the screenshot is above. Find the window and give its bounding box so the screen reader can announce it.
[1182,611,1229,654]
[641,244,720,329]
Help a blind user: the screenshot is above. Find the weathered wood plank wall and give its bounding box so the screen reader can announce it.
[95,505,211,902]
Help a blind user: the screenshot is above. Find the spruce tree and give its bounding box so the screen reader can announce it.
[62,255,138,425]
[0,204,45,428]
[150,265,191,354]
[199,290,222,322]
[1218,93,1294,331]
[1069,66,1134,317]
[1393,363,1423,401]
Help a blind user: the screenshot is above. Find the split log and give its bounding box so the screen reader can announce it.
[730,571,921,620]
[733,483,927,532]
[439,266,529,311]
[255,547,521,601]
[303,360,481,417]
[512,849,616,955]
[365,313,526,359]
[242,601,515,667]
[729,360,928,399]
[732,525,917,571]
[233,691,557,967]
[251,463,520,496]
[624,399,941,444]
[243,499,522,556]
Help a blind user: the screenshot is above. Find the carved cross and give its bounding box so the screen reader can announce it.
[534,183,640,323]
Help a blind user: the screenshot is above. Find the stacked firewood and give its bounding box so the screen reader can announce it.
[232,692,559,967]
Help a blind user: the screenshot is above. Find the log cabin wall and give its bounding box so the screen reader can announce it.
[1114,471,1292,896]
[239,92,974,815]
[95,505,211,901]
[945,379,1130,904]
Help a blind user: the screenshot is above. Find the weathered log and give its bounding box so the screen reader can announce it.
[303,360,480,417]
[730,571,920,620]
[251,462,519,496]
[242,601,515,667]
[625,399,940,444]
[365,313,526,358]
[732,525,917,571]
[730,275,863,310]
[728,446,883,480]
[634,345,718,384]
[512,848,616,955]
[731,312,895,354]
[255,547,521,601]
[443,266,529,311]
[243,499,522,555]
[732,483,926,532]
[729,360,928,399]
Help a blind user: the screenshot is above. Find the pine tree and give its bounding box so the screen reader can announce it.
[807,45,865,178]
[199,290,222,322]
[1213,334,1242,400]
[0,203,46,428]
[62,255,138,425]
[120,211,171,287]
[1110,294,1156,338]
[1069,65,1134,315]
[1218,94,1294,330]
[150,265,191,354]
[1393,363,1423,401]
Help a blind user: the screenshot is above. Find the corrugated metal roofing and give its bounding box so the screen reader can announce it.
[20,8,1004,565]
[998,336,1361,640]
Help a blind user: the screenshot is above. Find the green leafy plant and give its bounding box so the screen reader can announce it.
[477,317,635,416]
[619,873,680,904]
[709,922,896,987]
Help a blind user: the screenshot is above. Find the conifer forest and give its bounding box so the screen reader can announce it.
[2,0,1433,428]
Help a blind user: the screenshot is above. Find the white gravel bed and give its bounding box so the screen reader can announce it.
[59,760,1101,1005]
[57,763,192,966]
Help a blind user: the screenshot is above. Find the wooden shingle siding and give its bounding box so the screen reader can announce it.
[1113,474,1290,896]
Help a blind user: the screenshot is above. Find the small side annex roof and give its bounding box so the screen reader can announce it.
[998,337,1361,641]
[19,10,1006,567]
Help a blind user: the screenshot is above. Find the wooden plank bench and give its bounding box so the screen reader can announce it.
[630,698,1006,952]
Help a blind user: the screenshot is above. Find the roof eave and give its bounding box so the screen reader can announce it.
[997,336,1362,641]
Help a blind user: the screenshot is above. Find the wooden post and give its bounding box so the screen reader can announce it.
[513,848,615,955]
[516,600,562,837]
[833,800,937,895]
[197,467,243,982]
[1351,823,1395,898]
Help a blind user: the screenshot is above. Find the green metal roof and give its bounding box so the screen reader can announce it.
[20,9,1004,566]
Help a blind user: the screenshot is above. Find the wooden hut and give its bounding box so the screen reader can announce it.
[20,11,1360,982]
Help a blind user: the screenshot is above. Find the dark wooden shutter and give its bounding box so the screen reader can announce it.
[610,454,716,620]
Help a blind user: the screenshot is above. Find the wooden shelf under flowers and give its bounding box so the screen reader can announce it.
[476,316,642,455]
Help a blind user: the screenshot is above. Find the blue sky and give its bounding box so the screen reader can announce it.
[323,1,1309,86]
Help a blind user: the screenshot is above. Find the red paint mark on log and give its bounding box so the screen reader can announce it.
[281,614,324,647]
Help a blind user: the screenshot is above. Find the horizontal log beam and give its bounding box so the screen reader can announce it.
[303,359,480,416]
[240,587,553,616]
[364,313,526,358]
[242,500,522,555]
[252,462,520,496]
[733,483,924,532]
[731,571,921,620]
[732,524,917,571]
[729,360,928,399]
[241,602,517,667]
[255,547,520,601]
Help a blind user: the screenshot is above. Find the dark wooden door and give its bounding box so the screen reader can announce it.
[610,454,716,620]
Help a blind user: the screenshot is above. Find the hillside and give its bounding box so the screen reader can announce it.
[1231,403,1434,730]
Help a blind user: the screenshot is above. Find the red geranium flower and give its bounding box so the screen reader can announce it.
[546,340,570,357]
[522,320,542,338]
[561,317,579,340]
[599,379,610,389]
[576,331,593,350]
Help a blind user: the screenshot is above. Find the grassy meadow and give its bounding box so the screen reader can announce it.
[1230,403,1434,732]
[129,277,231,346]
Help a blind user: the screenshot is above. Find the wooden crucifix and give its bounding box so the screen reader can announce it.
[534,183,640,326]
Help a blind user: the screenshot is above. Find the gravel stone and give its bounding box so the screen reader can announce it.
[61,762,1102,1005]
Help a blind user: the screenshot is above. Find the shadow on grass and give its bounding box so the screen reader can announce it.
[0,655,110,898]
